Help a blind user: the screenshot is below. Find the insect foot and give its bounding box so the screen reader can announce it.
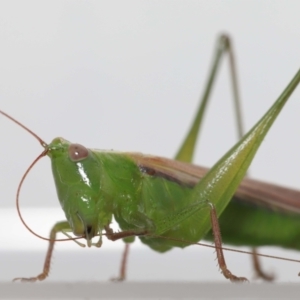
[223,269,248,283]
[110,276,126,282]
[13,273,47,283]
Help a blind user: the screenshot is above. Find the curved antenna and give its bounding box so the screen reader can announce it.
[0,110,82,243]
[0,110,47,148]
[16,149,83,243]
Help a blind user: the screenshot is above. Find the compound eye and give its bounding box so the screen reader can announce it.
[68,144,89,162]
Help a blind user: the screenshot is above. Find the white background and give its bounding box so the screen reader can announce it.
[0,0,300,284]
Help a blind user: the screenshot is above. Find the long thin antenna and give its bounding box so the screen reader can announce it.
[0,110,81,243]
[0,110,47,148]
[15,151,84,243]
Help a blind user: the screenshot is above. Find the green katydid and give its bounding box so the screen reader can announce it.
[2,35,300,283]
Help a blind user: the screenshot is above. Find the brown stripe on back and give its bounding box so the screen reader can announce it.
[139,165,195,188]
[127,152,300,215]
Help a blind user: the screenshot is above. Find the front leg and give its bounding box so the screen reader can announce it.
[105,225,149,241]
[104,225,149,282]
[13,221,71,282]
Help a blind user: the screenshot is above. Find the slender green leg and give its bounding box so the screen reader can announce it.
[175,34,244,163]
[175,34,273,281]
[13,221,71,282]
[174,34,247,281]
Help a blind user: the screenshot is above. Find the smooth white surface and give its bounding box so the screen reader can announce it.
[1,208,300,283]
[2,282,300,300]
